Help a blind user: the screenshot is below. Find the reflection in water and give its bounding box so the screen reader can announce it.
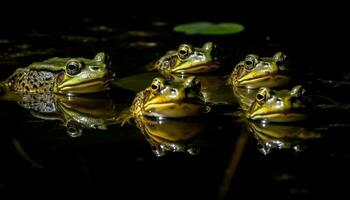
[246,121,323,155]
[1,92,118,137]
[133,116,207,157]
[232,87,258,112]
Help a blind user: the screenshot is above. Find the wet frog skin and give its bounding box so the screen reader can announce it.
[228,52,291,89]
[247,85,308,122]
[153,42,220,74]
[1,52,113,95]
[130,76,209,118]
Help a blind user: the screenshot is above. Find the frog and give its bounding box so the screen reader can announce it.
[247,120,322,155]
[227,52,291,89]
[134,116,206,157]
[129,76,210,118]
[1,52,114,95]
[247,85,308,122]
[152,42,220,74]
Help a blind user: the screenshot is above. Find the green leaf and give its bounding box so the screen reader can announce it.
[173,22,244,35]
[173,22,212,35]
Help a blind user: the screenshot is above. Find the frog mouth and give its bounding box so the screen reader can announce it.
[237,73,291,88]
[57,76,112,94]
[143,99,209,118]
[171,61,221,73]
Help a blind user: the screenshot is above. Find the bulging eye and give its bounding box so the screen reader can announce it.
[150,78,164,93]
[256,93,266,104]
[179,49,188,56]
[151,84,159,91]
[256,88,269,105]
[245,60,253,69]
[178,44,193,59]
[244,55,258,70]
[66,60,82,75]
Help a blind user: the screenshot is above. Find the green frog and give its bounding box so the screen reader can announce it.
[129,76,210,118]
[247,85,308,122]
[1,52,113,95]
[247,121,322,155]
[228,52,291,88]
[152,42,220,74]
[134,116,205,157]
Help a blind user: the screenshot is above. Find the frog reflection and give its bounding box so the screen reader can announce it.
[16,93,118,137]
[133,116,206,157]
[232,87,258,112]
[247,121,322,155]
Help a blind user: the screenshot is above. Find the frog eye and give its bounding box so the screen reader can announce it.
[66,60,83,75]
[151,83,159,91]
[244,55,258,70]
[256,87,270,105]
[150,78,165,93]
[178,44,193,59]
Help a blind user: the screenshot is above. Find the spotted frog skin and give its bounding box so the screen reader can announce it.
[228,52,291,88]
[153,42,220,74]
[130,76,209,118]
[247,85,308,122]
[1,52,113,95]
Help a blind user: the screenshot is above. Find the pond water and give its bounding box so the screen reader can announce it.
[0,14,349,199]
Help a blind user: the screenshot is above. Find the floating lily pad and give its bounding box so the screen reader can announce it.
[174,22,244,35]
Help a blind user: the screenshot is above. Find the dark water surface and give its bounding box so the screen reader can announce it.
[0,13,349,199]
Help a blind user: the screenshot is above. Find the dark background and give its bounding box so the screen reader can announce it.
[0,3,349,199]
